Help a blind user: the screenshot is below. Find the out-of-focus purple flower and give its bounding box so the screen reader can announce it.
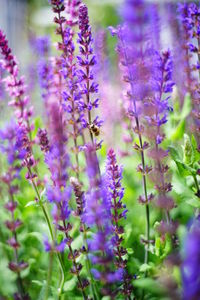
[34,36,51,57]
[0,121,24,165]
[65,0,81,27]
[182,219,200,300]
[178,2,200,144]
[0,60,5,99]
[0,30,33,122]
[44,236,67,252]
[0,120,28,295]
[37,128,50,153]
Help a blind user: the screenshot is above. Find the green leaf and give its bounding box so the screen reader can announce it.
[155,237,162,257]
[171,120,185,141]
[186,198,200,208]
[139,263,152,273]
[127,248,134,255]
[183,134,194,165]
[169,145,181,162]
[134,278,165,295]
[64,277,77,292]
[32,280,44,287]
[180,93,192,120]
[38,281,47,300]
[25,200,39,208]
[33,117,43,139]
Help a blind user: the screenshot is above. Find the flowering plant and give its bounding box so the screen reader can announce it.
[0,1,200,299]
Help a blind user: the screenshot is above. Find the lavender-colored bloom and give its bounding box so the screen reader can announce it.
[106,149,133,296]
[44,236,67,252]
[0,121,23,164]
[178,2,200,143]
[65,0,81,27]
[83,145,122,290]
[44,101,71,225]
[0,60,5,100]
[0,30,33,122]
[182,219,200,300]
[34,36,51,57]
[0,120,29,297]
[34,36,54,103]
[77,4,102,137]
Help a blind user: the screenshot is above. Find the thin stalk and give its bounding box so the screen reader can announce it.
[82,226,99,300]
[27,166,65,298]
[193,174,200,195]
[44,251,54,300]
[120,33,150,267]
[61,218,87,300]
[8,184,26,297]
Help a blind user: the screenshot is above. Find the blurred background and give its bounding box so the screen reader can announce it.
[0,0,120,61]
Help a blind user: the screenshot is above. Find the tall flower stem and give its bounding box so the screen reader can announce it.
[44,251,54,300]
[61,219,88,300]
[121,34,151,266]
[27,166,65,298]
[8,184,26,298]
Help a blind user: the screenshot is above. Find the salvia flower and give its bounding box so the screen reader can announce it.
[144,50,175,225]
[178,3,200,144]
[0,121,29,299]
[83,145,123,296]
[65,0,81,27]
[182,219,200,300]
[42,100,89,296]
[77,4,102,143]
[113,0,157,264]
[106,148,133,297]
[0,30,33,122]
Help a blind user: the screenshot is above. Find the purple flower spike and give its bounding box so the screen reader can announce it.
[77,4,102,144]
[106,149,133,297]
[182,219,200,300]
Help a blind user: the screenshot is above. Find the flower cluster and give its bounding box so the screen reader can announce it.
[178,3,200,144]
[83,145,123,297]
[0,30,32,122]
[65,0,81,27]
[182,219,200,300]
[0,121,29,299]
[77,4,102,142]
[34,36,54,104]
[106,148,133,297]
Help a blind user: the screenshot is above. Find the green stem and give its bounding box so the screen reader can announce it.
[28,169,65,298]
[44,251,54,300]
[83,228,99,300]
[193,174,200,195]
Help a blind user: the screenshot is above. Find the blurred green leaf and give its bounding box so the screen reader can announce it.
[186,198,200,208]
[134,278,165,295]
[139,263,152,273]
[64,277,77,292]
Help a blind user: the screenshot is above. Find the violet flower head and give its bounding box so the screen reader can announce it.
[34,36,51,57]
[182,219,200,300]
[178,2,200,143]
[0,121,29,295]
[0,30,17,75]
[45,102,69,188]
[65,0,81,27]
[106,149,133,296]
[106,149,127,221]
[0,30,32,122]
[0,121,24,165]
[77,4,102,134]
[83,145,123,288]
[145,50,174,144]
